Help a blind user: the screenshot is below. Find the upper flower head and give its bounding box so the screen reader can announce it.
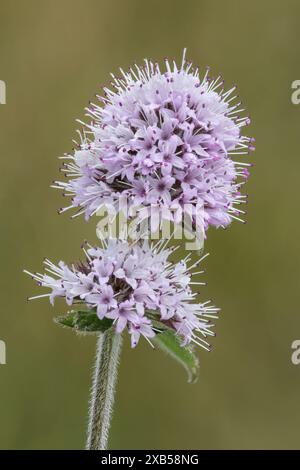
[55,50,254,233]
[25,239,218,349]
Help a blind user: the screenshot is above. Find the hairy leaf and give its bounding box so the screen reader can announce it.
[153,330,199,383]
[54,310,113,334]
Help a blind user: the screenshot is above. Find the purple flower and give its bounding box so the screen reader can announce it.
[129,316,156,348]
[114,254,148,289]
[106,300,137,334]
[131,179,149,205]
[86,285,117,319]
[25,239,218,350]
[70,272,96,299]
[92,259,114,285]
[148,175,175,205]
[54,50,254,233]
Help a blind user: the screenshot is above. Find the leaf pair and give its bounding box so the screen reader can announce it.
[55,309,199,383]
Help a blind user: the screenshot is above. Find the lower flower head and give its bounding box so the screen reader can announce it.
[25,239,218,349]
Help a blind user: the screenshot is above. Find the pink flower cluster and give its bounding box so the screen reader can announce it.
[55,51,253,231]
[26,239,218,348]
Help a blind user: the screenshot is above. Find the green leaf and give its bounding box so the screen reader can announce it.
[54,310,113,334]
[153,330,199,384]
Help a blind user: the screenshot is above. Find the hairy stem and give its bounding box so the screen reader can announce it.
[86,329,122,450]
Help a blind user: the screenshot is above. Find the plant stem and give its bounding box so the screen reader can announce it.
[86,329,122,450]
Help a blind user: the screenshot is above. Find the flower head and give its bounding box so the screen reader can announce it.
[55,50,254,233]
[25,239,218,349]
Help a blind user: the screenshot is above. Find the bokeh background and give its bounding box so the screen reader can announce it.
[0,0,300,450]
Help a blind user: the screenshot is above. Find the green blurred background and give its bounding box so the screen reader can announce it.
[1,0,300,450]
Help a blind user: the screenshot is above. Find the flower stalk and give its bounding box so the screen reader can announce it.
[24,50,254,450]
[86,329,122,450]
